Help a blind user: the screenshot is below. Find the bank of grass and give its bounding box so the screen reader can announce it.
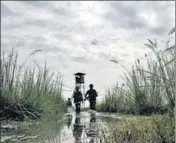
[98,114,175,143]
[97,28,175,116]
[97,28,175,143]
[0,50,66,121]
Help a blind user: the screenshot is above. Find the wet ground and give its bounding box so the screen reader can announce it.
[46,107,121,143]
[53,112,98,143]
[1,107,121,143]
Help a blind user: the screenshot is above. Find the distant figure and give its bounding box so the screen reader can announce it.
[72,86,83,113]
[85,84,98,110]
[67,98,72,106]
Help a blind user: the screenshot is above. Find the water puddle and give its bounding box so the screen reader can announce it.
[1,108,121,143]
[59,112,98,143]
[46,109,121,143]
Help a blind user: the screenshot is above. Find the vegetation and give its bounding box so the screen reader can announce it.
[0,49,65,121]
[98,115,175,143]
[96,27,175,143]
[98,27,175,116]
[1,26,175,142]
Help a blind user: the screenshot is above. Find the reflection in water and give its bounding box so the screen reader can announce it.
[71,113,97,143]
[42,112,121,143]
[60,112,99,143]
[89,138,95,143]
[67,114,73,129]
[90,113,96,122]
[87,113,97,143]
[73,114,83,143]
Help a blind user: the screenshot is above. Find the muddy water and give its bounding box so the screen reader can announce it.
[45,108,121,143]
[1,108,121,143]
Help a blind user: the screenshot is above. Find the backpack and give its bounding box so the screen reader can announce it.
[73,91,83,103]
[88,89,97,101]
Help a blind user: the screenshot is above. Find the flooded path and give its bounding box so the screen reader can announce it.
[1,108,122,143]
[46,107,121,143]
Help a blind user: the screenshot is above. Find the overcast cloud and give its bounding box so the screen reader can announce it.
[1,1,175,102]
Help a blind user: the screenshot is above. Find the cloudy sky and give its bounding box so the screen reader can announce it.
[1,1,175,101]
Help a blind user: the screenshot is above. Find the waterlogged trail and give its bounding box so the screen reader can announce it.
[46,107,122,143]
[1,108,121,143]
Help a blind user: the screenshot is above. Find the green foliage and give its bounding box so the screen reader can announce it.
[98,115,175,143]
[98,27,175,115]
[0,49,65,120]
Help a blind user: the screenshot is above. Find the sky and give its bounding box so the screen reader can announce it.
[1,1,175,102]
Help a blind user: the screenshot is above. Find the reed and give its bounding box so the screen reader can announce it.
[97,115,175,143]
[98,27,175,115]
[0,49,65,120]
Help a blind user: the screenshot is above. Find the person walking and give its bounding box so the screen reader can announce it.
[72,86,83,113]
[85,84,98,110]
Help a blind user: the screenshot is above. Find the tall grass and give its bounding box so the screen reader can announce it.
[0,49,65,120]
[98,27,175,115]
[97,115,175,143]
[96,28,175,143]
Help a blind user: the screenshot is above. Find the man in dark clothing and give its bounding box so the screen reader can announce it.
[72,86,83,113]
[85,84,98,110]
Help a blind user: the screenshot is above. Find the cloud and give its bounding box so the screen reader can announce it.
[72,56,88,63]
[105,2,146,30]
[1,2,15,17]
[1,1,175,101]
[91,39,98,45]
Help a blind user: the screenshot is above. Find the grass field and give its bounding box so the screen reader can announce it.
[97,114,174,143]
